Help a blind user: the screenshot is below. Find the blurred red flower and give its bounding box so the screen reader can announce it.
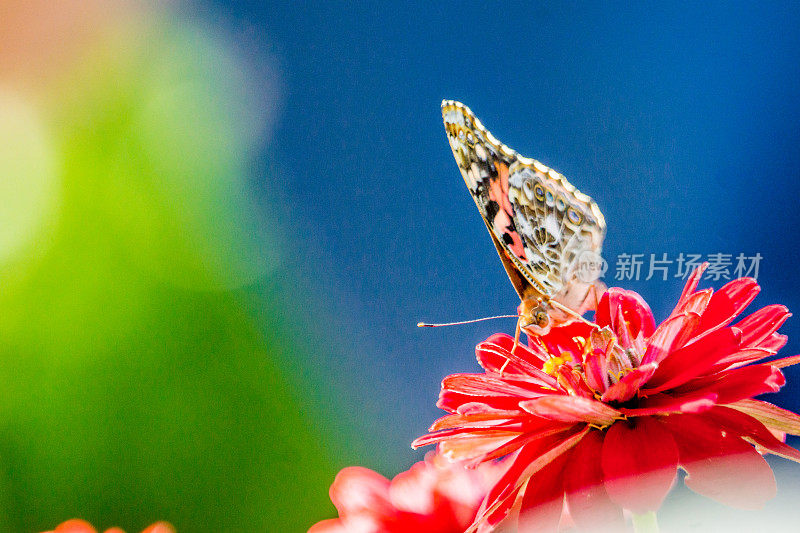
[42,519,174,533]
[413,265,800,532]
[309,453,504,533]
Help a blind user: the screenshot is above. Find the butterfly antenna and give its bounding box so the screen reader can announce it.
[417,314,520,328]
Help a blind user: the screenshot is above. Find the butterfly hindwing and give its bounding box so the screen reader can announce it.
[442,100,606,307]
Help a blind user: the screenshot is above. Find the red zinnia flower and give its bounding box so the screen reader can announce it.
[42,519,174,533]
[413,265,800,532]
[309,453,504,533]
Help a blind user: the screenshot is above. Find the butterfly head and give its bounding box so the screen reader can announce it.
[519,296,596,336]
[519,298,553,335]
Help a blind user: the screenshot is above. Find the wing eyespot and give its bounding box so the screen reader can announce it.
[533,184,546,202]
[566,207,583,225]
[521,180,535,203]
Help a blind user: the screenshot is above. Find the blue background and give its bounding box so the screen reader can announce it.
[209,0,800,469]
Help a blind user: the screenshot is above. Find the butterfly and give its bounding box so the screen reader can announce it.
[441,100,606,335]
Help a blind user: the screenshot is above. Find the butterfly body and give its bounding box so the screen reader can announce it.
[441,100,606,333]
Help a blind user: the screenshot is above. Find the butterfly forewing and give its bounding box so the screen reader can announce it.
[442,100,606,309]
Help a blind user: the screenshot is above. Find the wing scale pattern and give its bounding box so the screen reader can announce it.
[442,100,606,307]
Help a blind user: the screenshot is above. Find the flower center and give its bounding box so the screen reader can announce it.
[543,352,574,376]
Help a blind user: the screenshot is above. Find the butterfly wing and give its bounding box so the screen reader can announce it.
[441,100,606,308]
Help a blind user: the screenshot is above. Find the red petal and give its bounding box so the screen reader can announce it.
[438,390,525,414]
[389,461,436,515]
[728,398,800,437]
[459,433,540,466]
[442,374,545,398]
[708,348,776,373]
[769,353,800,369]
[601,417,679,513]
[478,487,521,531]
[412,427,521,449]
[140,524,174,533]
[537,322,593,360]
[430,411,526,432]
[307,519,346,533]
[54,521,98,533]
[596,288,656,340]
[601,363,658,403]
[473,427,589,529]
[757,332,788,352]
[697,277,760,334]
[416,410,575,452]
[641,312,700,365]
[555,365,596,399]
[677,365,785,404]
[329,466,393,516]
[619,391,717,417]
[519,395,621,426]
[584,348,609,393]
[644,327,741,393]
[484,333,548,363]
[564,431,626,531]
[437,372,554,414]
[661,414,776,509]
[438,434,521,464]
[734,305,791,347]
[517,449,569,533]
[613,304,635,350]
[704,407,800,463]
[476,340,558,387]
[675,263,709,307]
[457,403,519,416]
[674,288,712,316]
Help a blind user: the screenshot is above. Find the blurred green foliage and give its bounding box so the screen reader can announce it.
[0,15,340,533]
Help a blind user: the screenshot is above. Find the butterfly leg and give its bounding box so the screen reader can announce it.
[501,317,523,376]
[507,297,537,371]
